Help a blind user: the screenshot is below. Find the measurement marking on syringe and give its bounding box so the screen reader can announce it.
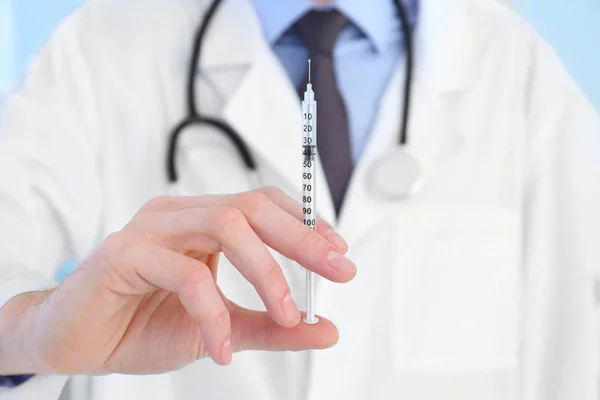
[301,59,319,325]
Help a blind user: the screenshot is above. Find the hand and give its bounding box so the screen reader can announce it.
[0,187,355,376]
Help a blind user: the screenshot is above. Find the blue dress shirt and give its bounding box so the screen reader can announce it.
[251,0,419,162]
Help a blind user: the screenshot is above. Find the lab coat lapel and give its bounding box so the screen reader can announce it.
[336,0,477,247]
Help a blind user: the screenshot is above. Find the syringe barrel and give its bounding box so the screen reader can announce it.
[301,94,319,325]
[301,98,317,231]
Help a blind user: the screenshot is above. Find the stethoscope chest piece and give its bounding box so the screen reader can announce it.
[367,148,422,201]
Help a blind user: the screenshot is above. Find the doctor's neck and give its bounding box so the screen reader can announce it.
[312,0,331,4]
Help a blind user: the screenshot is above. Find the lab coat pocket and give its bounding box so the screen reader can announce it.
[392,207,520,372]
[174,125,255,195]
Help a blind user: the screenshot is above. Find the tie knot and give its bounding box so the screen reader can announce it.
[294,10,350,56]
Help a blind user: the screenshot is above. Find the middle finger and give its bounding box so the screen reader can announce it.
[229,191,356,283]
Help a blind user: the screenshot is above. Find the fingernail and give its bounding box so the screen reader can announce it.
[281,292,301,322]
[323,230,348,253]
[327,251,356,274]
[221,338,232,365]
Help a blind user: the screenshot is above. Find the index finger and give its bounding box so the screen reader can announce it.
[135,190,348,254]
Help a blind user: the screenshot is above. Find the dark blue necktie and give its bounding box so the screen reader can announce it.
[295,10,352,215]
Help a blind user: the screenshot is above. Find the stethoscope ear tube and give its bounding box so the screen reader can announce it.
[167,119,193,182]
[393,0,413,147]
[167,117,257,182]
[167,0,257,183]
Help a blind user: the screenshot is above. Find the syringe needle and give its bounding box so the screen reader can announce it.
[308,59,311,84]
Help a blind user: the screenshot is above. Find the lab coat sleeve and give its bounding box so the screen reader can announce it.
[0,9,103,400]
[520,34,600,400]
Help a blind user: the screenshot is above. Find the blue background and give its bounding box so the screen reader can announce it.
[1,0,599,280]
[2,0,600,108]
[517,0,600,110]
[11,0,83,75]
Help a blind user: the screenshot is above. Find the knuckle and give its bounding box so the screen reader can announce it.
[239,191,270,212]
[101,232,134,262]
[125,212,168,245]
[143,195,178,212]
[251,261,285,293]
[209,206,247,237]
[121,243,151,266]
[212,309,231,333]
[185,264,214,288]
[103,231,125,248]
[300,228,325,250]
[262,263,284,287]
[258,185,283,199]
[98,239,150,291]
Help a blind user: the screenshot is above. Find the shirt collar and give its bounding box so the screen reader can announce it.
[337,0,418,52]
[250,0,312,46]
[251,0,420,53]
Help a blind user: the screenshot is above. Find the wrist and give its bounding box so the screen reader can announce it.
[0,290,53,375]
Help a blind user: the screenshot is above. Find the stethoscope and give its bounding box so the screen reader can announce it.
[167,0,421,201]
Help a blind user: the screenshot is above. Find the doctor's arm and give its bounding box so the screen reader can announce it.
[0,11,104,398]
[0,9,354,400]
[520,34,600,400]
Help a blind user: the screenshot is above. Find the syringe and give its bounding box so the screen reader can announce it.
[301,59,319,325]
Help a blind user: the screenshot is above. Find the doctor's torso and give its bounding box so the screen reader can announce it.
[5,0,568,398]
[87,1,526,398]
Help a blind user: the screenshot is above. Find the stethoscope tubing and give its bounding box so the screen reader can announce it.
[167,0,414,182]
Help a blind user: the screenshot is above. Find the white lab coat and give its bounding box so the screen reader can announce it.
[0,0,599,399]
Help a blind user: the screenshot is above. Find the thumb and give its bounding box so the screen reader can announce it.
[229,306,339,353]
